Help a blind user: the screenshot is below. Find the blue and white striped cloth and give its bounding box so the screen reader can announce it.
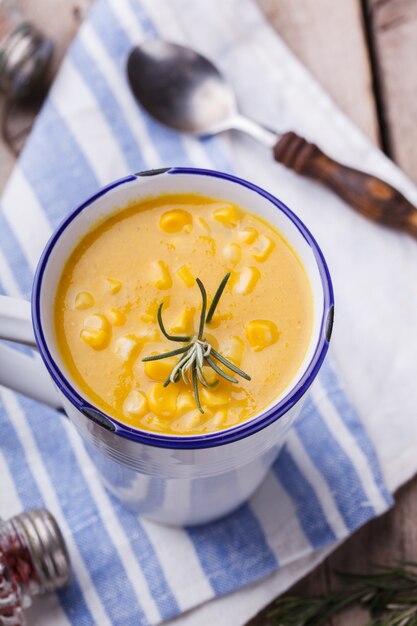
[3,0,417,624]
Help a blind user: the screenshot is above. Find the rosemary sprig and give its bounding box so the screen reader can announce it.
[192,366,202,413]
[268,562,417,626]
[142,273,251,412]
[157,303,190,343]
[206,272,231,323]
[210,348,251,380]
[205,355,238,384]
[196,278,207,339]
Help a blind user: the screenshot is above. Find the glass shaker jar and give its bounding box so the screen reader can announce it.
[0,0,54,99]
[0,508,70,626]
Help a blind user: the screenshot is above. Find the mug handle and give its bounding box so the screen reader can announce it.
[0,295,62,409]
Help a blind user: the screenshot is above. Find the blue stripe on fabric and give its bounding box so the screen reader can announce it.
[19,100,99,228]
[16,396,149,626]
[70,38,147,174]
[0,400,95,626]
[0,3,393,624]
[273,445,337,548]
[188,502,277,595]
[122,0,237,174]
[19,396,179,623]
[82,444,177,618]
[319,360,393,507]
[295,396,376,531]
[201,136,236,174]
[126,0,158,36]
[91,0,193,168]
[2,340,32,356]
[0,210,32,296]
[109,497,179,620]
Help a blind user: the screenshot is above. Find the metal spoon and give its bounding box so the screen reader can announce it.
[127,40,417,238]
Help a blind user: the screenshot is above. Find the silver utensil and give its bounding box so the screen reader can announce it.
[127,40,417,238]
[127,39,275,148]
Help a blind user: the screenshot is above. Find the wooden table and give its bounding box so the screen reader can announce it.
[252,2,417,625]
[1,2,416,625]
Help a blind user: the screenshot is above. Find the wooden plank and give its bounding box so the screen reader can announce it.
[304,2,417,621]
[251,2,417,625]
[365,0,417,181]
[250,479,417,625]
[20,0,92,72]
[328,476,417,625]
[256,0,380,144]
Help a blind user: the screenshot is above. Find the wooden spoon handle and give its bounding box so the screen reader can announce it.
[274,131,417,238]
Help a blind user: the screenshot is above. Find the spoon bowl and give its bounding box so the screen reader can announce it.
[127,40,237,134]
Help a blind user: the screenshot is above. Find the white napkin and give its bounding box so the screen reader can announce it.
[1,0,416,625]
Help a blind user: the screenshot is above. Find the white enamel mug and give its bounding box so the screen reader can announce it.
[0,168,334,526]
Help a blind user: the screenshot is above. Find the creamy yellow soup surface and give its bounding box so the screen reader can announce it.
[55,194,313,435]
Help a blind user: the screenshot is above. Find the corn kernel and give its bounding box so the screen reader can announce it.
[223,243,241,265]
[200,365,218,385]
[144,355,178,381]
[176,390,197,415]
[74,291,94,310]
[107,307,126,326]
[245,320,280,351]
[80,328,110,350]
[148,383,179,418]
[123,390,148,417]
[105,278,121,294]
[160,209,192,233]
[200,384,230,407]
[80,314,111,349]
[153,260,172,289]
[114,335,140,361]
[176,265,195,287]
[83,314,110,331]
[212,204,240,228]
[253,234,274,262]
[171,307,195,335]
[171,410,202,433]
[233,266,260,295]
[202,409,227,432]
[223,336,245,366]
[238,227,258,244]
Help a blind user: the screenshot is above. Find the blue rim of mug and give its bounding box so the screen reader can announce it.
[32,167,334,449]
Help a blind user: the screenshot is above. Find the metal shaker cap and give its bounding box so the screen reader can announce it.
[0,23,54,98]
[9,508,71,595]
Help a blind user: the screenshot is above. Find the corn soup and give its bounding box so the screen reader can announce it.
[55,194,313,435]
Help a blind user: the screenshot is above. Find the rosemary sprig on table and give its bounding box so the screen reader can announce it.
[268,562,417,626]
[142,273,251,413]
